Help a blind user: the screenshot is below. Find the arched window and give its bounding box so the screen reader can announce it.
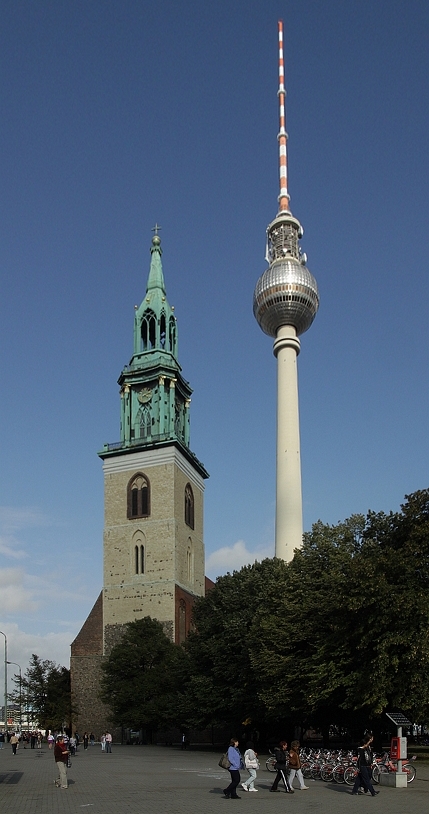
[139,406,151,439]
[186,538,193,583]
[141,309,156,350]
[132,531,146,575]
[160,312,166,349]
[169,316,176,355]
[134,544,145,574]
[127,474,150,519]
[179,599,186,644]
[184,483,194,529]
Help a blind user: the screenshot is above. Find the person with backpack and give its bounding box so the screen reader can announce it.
[241,740,259,792]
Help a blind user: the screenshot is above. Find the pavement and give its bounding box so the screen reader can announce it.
[0,744,428,814]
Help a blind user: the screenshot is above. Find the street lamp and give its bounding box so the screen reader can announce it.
[0,631,7,734]
[7,662,22,733]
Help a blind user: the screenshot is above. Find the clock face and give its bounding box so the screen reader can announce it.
[137,387,152,404]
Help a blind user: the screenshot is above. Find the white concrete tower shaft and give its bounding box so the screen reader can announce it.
[253,21,319,563]
[273,325,302,560]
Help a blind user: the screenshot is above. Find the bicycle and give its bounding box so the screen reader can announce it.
[372,753,416,784]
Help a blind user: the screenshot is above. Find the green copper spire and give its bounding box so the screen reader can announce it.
[146,234,166,293]
[133,233,178,358]
[99,230,208,481]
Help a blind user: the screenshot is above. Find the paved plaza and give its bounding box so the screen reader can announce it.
[0,744,428,814]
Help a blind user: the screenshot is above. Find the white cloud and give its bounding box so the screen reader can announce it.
[206,539,274,579]
[0,506,53,534]
[0,505,56,562]
[0,537,26,559]
[0,568,39,614]
[0,624,77,691]
[0,566,90,617]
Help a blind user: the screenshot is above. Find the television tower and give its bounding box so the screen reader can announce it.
[253,21,319,562]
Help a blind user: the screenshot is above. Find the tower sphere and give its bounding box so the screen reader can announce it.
[253,255,319,338]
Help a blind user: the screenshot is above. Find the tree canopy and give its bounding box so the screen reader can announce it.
[183,489,429,736]
[99,616,187,737]
[9,654,71,730]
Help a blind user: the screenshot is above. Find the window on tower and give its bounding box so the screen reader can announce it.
[134,544,145,574]
[160,312,166,349]
[139,406,151,439]
[169,316,176,354]
[184,483,194,529]
[141,309,156,350]
[187,538,193,583]
[127,474,150,519]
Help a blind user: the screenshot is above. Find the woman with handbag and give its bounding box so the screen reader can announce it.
[223,738,243,799]
[241,741,259,792]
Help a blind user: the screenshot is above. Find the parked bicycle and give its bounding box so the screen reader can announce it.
[372,753,416,784]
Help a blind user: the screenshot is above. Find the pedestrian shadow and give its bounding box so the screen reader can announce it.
[0,771,24,785]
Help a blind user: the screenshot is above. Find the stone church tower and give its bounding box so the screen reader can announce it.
[70,231,209,735]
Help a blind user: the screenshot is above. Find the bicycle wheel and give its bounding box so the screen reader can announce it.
[372,764,388,784]
[265,756,276,772]
[404,764,416,783]
[301,761,312,779]
[332,764,346,784]
[310,762,322,780]
[344,766,358,786]
[320,765,334,782]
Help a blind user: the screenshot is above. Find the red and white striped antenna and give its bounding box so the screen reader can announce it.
[277,20,290,213]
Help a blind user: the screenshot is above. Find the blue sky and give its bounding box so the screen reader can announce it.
[1,0,428,681]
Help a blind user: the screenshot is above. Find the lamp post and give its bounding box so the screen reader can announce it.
[7,662,22,733]
[0,631,7,734]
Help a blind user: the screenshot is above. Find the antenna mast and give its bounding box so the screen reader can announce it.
[277,21,290,213]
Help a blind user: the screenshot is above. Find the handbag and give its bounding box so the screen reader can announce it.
[218,753,231,770]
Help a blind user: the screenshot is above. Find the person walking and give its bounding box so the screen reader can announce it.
[288,740,309,790]
[351,735,379,796]
[223,738,243,799]
[54,735,70,789]
[100,733,106,751]
[105,731,112,753]
[270,741,294,793]
[83,731,89,750]
[10,733,19,755]
[241,741,259,792]
[0,731,5,749]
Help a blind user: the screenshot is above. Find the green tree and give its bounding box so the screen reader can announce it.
[10,654,71,730]
[184,557,291,732]
[99,617,187,739]
[183,490,429,739]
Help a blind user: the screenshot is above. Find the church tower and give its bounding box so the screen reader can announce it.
[71,230,208,736]
[99,229,209,650]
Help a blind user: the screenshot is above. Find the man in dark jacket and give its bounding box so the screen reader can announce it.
[351,735,379,796]
[270,741,294,793]
[54,735,69,789]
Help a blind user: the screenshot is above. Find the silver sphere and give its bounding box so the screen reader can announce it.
[253,257,319,337]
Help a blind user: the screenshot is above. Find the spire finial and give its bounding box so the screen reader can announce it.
[277,21,290,213]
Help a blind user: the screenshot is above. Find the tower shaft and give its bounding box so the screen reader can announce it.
[273,326,302,561]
